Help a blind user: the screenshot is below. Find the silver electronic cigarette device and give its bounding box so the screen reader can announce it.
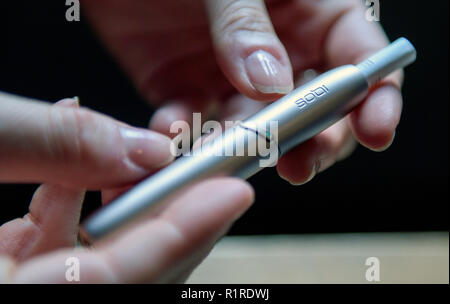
[82,38,416,241]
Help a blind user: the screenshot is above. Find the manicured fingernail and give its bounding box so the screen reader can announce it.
[120,127,174,169]
[370,130,396,152]
[244,50,293,95]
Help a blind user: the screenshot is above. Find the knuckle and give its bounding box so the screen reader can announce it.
[47,106,121,170]
[217,1,273,37]
[71,109,98,163]
[72,108,122,170]
[46,105,81,163]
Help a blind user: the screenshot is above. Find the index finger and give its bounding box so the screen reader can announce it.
[0,92,173,188]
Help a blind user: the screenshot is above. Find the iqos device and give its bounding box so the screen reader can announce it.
[82,38,416,241]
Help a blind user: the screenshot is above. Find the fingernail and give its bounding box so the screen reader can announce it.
[73,96,80,106]
[292,161,318,185]
[370,130,396,152]
[120,127,174,169]
[281,161,318,186]
[54,97,80,107]
[313,159,321,175]
[244,50,293,95]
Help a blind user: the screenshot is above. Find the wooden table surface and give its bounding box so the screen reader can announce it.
[187,231,449,284]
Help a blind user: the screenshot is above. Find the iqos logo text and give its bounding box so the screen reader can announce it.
[294,85,329,109]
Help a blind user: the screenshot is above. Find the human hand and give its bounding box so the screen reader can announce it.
[83,0,403,184]
[0,94,254,283]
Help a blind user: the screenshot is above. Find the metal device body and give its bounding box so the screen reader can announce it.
[83,38,416,240]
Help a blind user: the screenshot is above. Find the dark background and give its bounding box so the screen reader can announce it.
[0,1,448,234]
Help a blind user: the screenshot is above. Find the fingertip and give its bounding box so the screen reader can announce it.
[277,158,316,186]
[368,130,396,152]
[229,178,255,210]
[206,0,293,101]
[120,127,175,170]
[276,143,317,185]
[149,103,192,138]
[349,83,402,151]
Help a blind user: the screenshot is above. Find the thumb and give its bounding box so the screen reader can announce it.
[205,0,293,101]
[0,92,174,188]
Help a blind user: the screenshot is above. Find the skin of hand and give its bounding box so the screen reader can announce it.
[0,0,404,283]
[0,96,254,283]
[82,0,404,185]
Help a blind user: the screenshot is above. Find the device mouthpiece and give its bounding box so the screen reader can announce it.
[356,37,416,87]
